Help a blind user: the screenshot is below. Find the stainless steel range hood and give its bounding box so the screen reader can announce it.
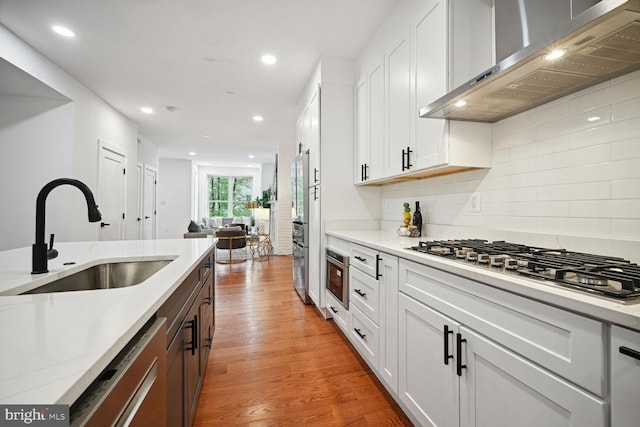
[420,0,640,123]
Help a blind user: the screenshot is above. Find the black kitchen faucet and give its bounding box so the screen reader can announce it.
[32,178,102,274]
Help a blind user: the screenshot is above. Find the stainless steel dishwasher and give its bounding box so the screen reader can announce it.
[70,317,167,426]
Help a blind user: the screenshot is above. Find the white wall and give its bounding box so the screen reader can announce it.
[137,136,160,168]
[0,24,140,250]
[157,158,192,239]
[380,70,640,258]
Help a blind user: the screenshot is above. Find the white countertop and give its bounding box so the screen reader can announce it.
[326,230,640,332]
[0,238,215,405]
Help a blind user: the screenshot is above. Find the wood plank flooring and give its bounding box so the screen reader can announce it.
[193,255,413,426]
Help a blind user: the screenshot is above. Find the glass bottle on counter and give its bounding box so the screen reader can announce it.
[412,201,423,237]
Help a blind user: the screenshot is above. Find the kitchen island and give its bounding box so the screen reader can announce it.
[0,238,214,406]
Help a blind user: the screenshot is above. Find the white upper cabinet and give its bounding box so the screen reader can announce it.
[355,0,494,185]
[385,31,412,177]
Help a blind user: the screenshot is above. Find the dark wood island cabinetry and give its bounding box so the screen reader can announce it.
[158,249,214,427]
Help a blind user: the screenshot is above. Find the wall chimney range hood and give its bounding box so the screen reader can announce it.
[420,0,640,123]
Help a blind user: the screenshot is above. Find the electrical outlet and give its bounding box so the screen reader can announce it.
[470,193,481,213]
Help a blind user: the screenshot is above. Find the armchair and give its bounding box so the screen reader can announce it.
[215,228,247,264]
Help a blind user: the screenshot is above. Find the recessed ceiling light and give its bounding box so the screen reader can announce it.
[52,25,75,38]
[253,115,264,122]
[249,155,255,159]
[189,152,196,156]
[203,135,210,138]
[261,54,277,65]
[587,116,601,122]
[454,100,467,108]
[140,107,154,114]
[545,49,567,61]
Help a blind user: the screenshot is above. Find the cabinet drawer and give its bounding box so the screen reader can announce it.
[350,243,379,278]
[399,259,605,396]
[350,305,379,371]
[326,291,351,336]
[350,267,380,324]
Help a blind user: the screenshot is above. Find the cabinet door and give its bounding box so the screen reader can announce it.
[183,302,201,427]
[385,31,412,176]
[459,326,606,427]
[399,293,460,427]
[368,58,385,181]
[307,185,321,306]
[166,333,184,427]
[199,275,214,376]
[354,77,369,184]
[379,254,399,394]
[413,0,448,170]
[307,88,321,186]
[611,325,640,427]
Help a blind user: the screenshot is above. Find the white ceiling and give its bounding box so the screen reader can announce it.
[0,0,398,166]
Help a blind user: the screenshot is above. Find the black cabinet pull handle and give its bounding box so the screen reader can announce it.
[401,148,406,171]
[456,333,467,376]
[314,168,319,184]
[100,222,111,227]
[184,318,197,355]
[375,254,382,279]
[354,328,366,339]
[193,315,198,353]
[145,216,151,219]
[444,325,454,365]
[361,164,364,181]
[137,217,142,221]
[355,256,367,262]
[354,289,366,297]
[330,306,338,314]
[620,346,640,361]
[406,146,413,169]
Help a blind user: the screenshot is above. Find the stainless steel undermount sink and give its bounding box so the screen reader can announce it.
[22,259,173,294]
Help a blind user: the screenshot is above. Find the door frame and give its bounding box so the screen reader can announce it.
[97,139,127,240]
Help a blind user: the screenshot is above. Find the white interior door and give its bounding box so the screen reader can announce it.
[143,165,158,240]
[98,141,126,241]
[136,163,143,239]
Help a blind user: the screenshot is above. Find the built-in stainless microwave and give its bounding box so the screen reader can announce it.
[326,248,349,309]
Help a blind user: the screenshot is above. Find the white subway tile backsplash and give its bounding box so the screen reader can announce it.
[536,168,572,186]
[610,158,640,180]
[537,217,611,237]
[570,162,611,183]
[537,181,610,201]
[612,179,640,199]
[611,137,640,161]
[380,71,640,244]
[611,219,640,240]
[612,97,640,122]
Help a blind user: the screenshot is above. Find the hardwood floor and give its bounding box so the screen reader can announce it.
[193,255,413,426]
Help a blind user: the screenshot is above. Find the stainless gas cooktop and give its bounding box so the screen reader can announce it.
[409,239,640,303]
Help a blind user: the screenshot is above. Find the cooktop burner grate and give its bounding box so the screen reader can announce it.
[409,239,640,301]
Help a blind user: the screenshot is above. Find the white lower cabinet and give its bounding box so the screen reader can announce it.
[347,247,399,394]
[460,326,606,427]
[399,292,607,427]
[398,259,607,427]
[611,325,640,427]
[399,293,459,427]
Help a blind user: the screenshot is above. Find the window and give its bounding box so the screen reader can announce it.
[208,176,252,217]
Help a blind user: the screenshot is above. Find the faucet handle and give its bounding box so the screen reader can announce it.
[47,233,59,260]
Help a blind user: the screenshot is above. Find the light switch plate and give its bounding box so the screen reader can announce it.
[470,193,481,213]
